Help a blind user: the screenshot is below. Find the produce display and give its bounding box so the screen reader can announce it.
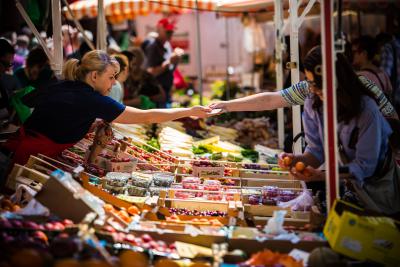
[246,186,300,206]
[0,115,334,267]
[240,249,303,267]
[168,208,227,217]
[158,126,194,158]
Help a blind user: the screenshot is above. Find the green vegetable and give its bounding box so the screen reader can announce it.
[241,149,259,163]
[143,138,160,152]
[192,145,212,155]
[211,152,223,160]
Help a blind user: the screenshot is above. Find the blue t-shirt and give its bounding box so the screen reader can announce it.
[24,80,125,144]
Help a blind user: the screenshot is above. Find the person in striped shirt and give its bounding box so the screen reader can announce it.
[209,74,397,119]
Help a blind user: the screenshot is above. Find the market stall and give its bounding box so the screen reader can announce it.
[2,1,400,266]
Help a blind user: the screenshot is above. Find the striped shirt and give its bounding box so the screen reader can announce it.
[279,77,396,118]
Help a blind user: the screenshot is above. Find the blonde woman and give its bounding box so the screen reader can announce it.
[3,50,211,165]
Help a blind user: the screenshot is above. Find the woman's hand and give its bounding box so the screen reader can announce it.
[190,106,213,119]
[290,165,324,182]
[209,101,229,113]
[278,152,295,169]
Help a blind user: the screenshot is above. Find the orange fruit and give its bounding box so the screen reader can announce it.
[295,162,306,172]
[127,205,140,215]
[103,204,114,212]
[283,156,292,166]
[12,205,21,212]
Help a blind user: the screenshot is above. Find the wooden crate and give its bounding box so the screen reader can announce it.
[243,204,290,217]
[160,189,241,214]
[6,164,49,190]
[240,177,301,188]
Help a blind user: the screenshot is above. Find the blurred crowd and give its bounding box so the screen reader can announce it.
[0,17,187,126]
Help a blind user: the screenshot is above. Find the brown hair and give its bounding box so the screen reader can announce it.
[62,50,119,81]
[113,53,129,73]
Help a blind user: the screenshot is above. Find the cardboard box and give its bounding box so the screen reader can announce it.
[323,200,400,266]
[35,170,103,223]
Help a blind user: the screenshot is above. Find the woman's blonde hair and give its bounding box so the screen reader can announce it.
[62,50,120,81]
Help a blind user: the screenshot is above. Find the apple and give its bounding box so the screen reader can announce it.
[141,234,152,243]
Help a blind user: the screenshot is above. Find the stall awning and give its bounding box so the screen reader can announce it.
[64,0,218,24]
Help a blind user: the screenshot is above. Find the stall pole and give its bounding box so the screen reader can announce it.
[288,0,317,153]
[321,0,339,211]
[97,0,107,51]
[289,0,302,154]
[225,17,231,100]
[15,0,54,65]
[274,0,285,149]
[52,0,63,78]
[195,0,204,105]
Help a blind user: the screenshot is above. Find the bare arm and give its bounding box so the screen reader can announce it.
[211,91,290,112]
[113,106,211,124]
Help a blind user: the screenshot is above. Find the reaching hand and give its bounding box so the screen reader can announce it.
[190,106,213,119]
[209,101,229,113]
[278,152,294,169]
[290,165,324,182]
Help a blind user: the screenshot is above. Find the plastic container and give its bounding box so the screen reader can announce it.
[203,179,221,191]
[152,172,174,187]
[127,185,147,197]
[182,177,201,190]
[206,192,223,201]
[104,172,130,187]
[102,183,125,194]
[261,186,279,198]
[131,175,152,188]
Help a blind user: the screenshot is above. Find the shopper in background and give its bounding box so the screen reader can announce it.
[124,47,165,109]
[352,35,393,99]
[380,14,400,114]
[13,35,30,71]
[2,50,212,167]
[0,38,18,121]
[13,47,54,91]
[108,53,129,103]
[144,18,181,108]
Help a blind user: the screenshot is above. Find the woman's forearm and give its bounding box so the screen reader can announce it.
[225,91,289,112]
[114,106,192,124]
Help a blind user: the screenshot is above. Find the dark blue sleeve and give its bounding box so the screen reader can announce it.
[89,94,126,122]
